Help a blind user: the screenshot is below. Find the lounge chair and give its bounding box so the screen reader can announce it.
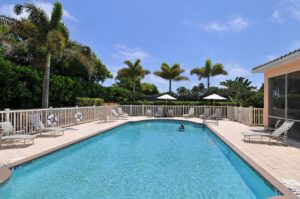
[117,107,129,118]
[155,107,164,117]
[111,109,128,120]
[200,108,210,119]
[0,122,37,146]
[242,120,295,145]
[208,108,222,120]
[202,108,222,125]
[265,119,282,132]
[167,109,174,117]
[30,114,65,136]
[145,109,153,117]
[183,108,195,117]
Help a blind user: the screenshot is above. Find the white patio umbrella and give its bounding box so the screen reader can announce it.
[157,94,176,105]
[203,94,226,105]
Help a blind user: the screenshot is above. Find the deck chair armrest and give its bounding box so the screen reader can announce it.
[16,129,26,134]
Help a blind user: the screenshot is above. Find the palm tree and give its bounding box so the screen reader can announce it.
[116,59,150,101]
[154,63,189,93]
[0,2,94,108]
[13,2,68,108]
[220,77,256,106]
[191,59,227,89]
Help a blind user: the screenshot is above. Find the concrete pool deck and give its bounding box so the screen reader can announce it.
[0,117,299,198]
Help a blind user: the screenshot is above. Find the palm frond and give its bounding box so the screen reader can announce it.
[174,75,189,81]
[13,4,23,15]
[211,63,228,76]
[116,68,130,79]
[133,59,141,68]
[17,3,49,35]
[123,60,134,68]
[49,2,63,30]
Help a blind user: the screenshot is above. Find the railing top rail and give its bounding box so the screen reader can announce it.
[0,105,115,113]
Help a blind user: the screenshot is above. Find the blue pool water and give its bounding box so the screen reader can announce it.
[0,120,280,199]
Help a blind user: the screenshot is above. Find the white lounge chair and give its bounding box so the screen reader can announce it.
[117,107,129,118]
[0,122,37,146]
[155,107,164,117]
[200,108,210,119]
[111,109,128,120]
[265,119,282,132]
[145,109,152,117]
[183,108,195,117]
[167,109,174,117]
[208,108,222,120]
[30,115,65,136]
[242,120,295,145]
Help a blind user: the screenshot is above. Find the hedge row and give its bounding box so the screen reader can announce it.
[76,97,104,106]
[120,100,239,106]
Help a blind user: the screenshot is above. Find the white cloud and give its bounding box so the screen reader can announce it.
[113,44,150,61]
[205,22,227,32]
[227,64,250,77]
[182,17,249,32]
[229,17,249,31]
[203,17,249,32]
[272,0,300,23]
[0,1,78,22]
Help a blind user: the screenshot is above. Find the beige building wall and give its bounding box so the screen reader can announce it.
[263,59,300,126]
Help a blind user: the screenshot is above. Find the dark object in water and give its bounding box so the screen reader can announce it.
[178,123,185,131]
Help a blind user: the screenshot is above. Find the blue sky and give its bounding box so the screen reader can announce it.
[1,0,300,92]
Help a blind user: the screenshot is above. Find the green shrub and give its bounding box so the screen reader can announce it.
[101,86,131,102]
[76,97,104,106]
[248,92,264,108]
[0,55,42,109]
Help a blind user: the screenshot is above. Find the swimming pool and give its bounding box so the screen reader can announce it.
[0,120,280,199]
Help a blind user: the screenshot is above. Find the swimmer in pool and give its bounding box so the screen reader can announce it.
[178,123,185,131]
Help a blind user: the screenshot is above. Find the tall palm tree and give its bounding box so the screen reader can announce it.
[0,2,93,108]
[116,59,150,101]
[154,63,189,94]
[14,2,67,108]
[191,59,227,89]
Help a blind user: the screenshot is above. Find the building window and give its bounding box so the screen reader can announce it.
[268,71,300,139]
[287,70,300,120]
[269,75,285,118]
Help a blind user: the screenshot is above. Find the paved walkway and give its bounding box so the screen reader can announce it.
[1,117,300,193]
[205,120,300,186]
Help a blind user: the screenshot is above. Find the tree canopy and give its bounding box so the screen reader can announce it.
[191,59,227,89]
[154,63,189,94]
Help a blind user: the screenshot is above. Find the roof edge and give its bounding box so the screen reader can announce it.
[252,49,300,73]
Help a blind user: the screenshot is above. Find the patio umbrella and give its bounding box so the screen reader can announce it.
[157,94,176,105]
[203,93,226,105]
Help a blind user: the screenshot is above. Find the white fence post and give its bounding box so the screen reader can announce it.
[75,106,79,124]
[249,106,253,126]
[130,105,133,116]
[5,108,10,122]
[93,105,96,120]
[142,104,144,116]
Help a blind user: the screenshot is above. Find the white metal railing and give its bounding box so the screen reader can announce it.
[0,106,117,133]
[118,105,228,117]
[0,105,264,133]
